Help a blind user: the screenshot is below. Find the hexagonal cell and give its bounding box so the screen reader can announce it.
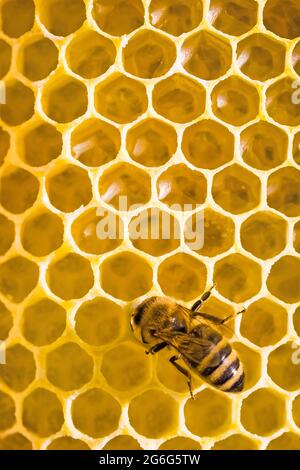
[150,0,202,36]
[263,0,300,39]
[212,434,258,450]
[42,75,88,123]
[0,344,36,392]
[266,78,300,126]
[209,0,258,36]
[185,208,235,257]
[212,164,261,215]
[0,214,14,255]
[292,41,300,76]
[103,435,142,450]
[0,433,32,451]
[126,118,177,167]
[123,29,176,79]
[21,209,64,257]
[292,394,300,428]
[240,298,287,347]
[0,167,39,215]
[98,162,151,210]
[71,118,120,167]
[267,433,300,450]
[157,164,207,209]
[23,298,66,347]
[185,389,232,437]
[1,0,35,38]
[0,127,10,166]
[182,119,234,170]
[75,297,123,346]
[128,389,178,438]
[66,30,116,79]
[0,391,15,431]
[294,221,300,253]
[267,342,300,391]
[46,253,94,300]
[211,76,259,126]
[159,437,201,451]
[72,388,121,438]
[157,253,207,301]
[0,39,12,79]
[232,342,261,390]
[0,256,39,303]
[293,132,300,166]
[267,256,300,304]
[19,36,58,81]
[152,73,206,124]
[46,164,92,213]
[101,342,151,391]
[0,80,35,126]
[240,211,287,260]
[240,388,285,436]
[95,73,148,124]
[36,0,86,37]
[267,167,300,217]
[92,0,144,36]
[20,122,63,167]
[0,301,13,341]
[22,388,64,437]
[237,33,285,82]
[100,251,153,301]
[129,208,180,257]
[214,253,261,302]
[181,30,232,81]
[47,437,90,450]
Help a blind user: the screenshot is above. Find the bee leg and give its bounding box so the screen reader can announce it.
[146,342,167,355]
[221,307,246,324]
[169,355,194,399]
[191,284,216,312]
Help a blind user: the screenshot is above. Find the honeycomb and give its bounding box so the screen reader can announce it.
[0,0,300,451]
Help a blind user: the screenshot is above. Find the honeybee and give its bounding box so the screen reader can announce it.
[131,286,245,397]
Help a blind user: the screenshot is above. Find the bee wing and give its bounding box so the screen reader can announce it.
[178,304,234,339]
[156,330,214,363]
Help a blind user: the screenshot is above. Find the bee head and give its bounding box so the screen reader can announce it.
[130,297,160,344]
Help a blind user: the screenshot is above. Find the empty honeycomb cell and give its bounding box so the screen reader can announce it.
[185,208,235,257]
[101,342,151,391]
[240,388,285,436]
[267,256,300,304]
[128,389,178,438]
[212,434,258,450]
[0,344,36,392]
[126,118,177,167]
[47,437,90,450]
[181,30,232,81]
[0,256,39,303]
[211,76,259,126]
[0,214,14,255]
[0,80,35,126]
[0,433,32,450]
[23,298,66,347]
[237,34,285,82]
[294,221,300,253]
[0,301,13,341]
[92,0,144,36]
[20,122,63,167]
[37,0,86,37]
[98,162,151,210]
[123,29,176,79]
[185,389,232,437]
[0,391,15,431]
[241,121,288,171]
[103,435,142,450]
[292,41,300,76]
[95,73,148,124]
[157,253,207,301]
[100,251,153,301]
[1,0,35,38]
[159,437,201,451]
[0,127,10,166]
[293,132,300,166]
[21,209,64,257]
[240,298,287,347]
[267,432,300,450]
[46,164,92,213]
[71,207,123,255]
[157,164,207,209]
[214,253,261,303]
[263,0,300,40]
[267,342,300,391]
[267,167,300,217]
[46,253,94,300]
[19,36,58,82]
[0,167,39,214]
[266,78,300,126]
[22,388,64,437]
[209,0,258,36]
[71,388,121,438]
[232,342,261,390]
[182,119,234,170]
[66,30,116,79]
[294,306,300,336]
[0,39,12,79]
[42,75,88,124]
[46,342,93,391]
[149,0,202,36]
[75,297,123,346]
[212,164,261,215]
[152,73,206,124]
[240,211,287,260]
[129,208,180,257]
[292,394,300,428]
